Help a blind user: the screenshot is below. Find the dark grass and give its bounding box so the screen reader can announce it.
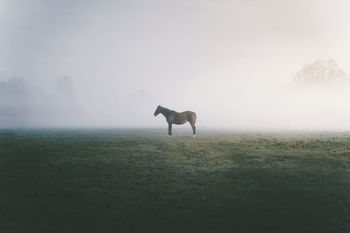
[1,129,350,233]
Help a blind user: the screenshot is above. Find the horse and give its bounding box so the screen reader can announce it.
[154,105,197,137]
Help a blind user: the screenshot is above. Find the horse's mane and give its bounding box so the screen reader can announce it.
[159,105,171,112]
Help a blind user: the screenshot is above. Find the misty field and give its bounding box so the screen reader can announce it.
[1,129,350,233]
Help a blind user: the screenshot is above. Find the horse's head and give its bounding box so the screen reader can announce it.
[154,105,161,116]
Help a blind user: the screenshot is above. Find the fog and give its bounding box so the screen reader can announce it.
[1,0,350,130]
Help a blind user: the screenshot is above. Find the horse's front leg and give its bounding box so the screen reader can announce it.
[168,123,172,136]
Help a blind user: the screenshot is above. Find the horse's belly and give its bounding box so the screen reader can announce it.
[173,116,188,125]
[173,119,188,125]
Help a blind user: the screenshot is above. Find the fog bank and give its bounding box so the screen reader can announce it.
[1,0,350,130]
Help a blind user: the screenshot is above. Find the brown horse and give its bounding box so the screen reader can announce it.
[154,105,197,137]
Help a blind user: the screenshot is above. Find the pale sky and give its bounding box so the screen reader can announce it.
[1,0,350,129]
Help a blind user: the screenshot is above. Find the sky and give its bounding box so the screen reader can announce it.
[1,0,350,129]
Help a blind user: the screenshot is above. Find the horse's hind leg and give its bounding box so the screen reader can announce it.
[190,113,197,137]
[190,123,196,137]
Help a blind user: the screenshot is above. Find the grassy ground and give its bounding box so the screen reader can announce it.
[1,129,350,233]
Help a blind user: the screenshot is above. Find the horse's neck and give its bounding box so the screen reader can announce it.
[160,107,171,117]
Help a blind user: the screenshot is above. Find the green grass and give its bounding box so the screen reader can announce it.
[1,129,350,233]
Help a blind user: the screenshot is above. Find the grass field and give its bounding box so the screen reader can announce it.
[1,129,350,233]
